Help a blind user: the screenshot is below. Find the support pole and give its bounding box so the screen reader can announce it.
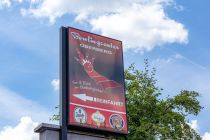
[60,27,68,140]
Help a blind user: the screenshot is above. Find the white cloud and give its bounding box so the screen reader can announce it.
[151,53,183,67]
[0,116,38,140]
[186,120,210,140]
[152,53,206,70]
[21,0,137,23]
[30,0,39,4]
[17,0,23,3]
[51,79,59,91]
[188,120,198,131]
[0,86,52,124]
[21,0,188,52]
[0,0,11,9]
[203,132,210,140]
[90,3,188,52]
[0,0,23,9]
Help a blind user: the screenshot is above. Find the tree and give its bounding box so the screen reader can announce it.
[125,60,203,139]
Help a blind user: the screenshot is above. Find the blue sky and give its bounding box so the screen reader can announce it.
[0,0,210,139]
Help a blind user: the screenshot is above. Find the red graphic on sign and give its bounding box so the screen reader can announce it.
[75,49,121,90]
[68,27,127,134]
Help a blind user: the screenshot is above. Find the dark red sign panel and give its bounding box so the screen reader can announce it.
[68,27,127,134]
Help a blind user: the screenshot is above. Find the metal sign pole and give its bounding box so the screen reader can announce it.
[60,27,68,140]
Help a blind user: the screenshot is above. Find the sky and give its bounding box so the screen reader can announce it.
[0,0,210,139]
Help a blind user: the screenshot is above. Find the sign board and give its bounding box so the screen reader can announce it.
[61,27,127,135]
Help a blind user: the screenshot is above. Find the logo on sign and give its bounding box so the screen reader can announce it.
[74,107,87,124]
[109,114,124,130]
[91,111,105,127]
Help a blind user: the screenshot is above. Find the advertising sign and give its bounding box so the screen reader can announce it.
[67,27,127,134]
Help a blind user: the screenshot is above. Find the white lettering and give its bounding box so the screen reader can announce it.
[71,32,119,50]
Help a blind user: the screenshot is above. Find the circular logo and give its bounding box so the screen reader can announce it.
[74,107,87,124]
[109,114,124,130]
[91,111,105,127]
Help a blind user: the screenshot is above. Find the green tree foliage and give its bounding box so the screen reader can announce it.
[125,60,203,140]
[50,105,60,121]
